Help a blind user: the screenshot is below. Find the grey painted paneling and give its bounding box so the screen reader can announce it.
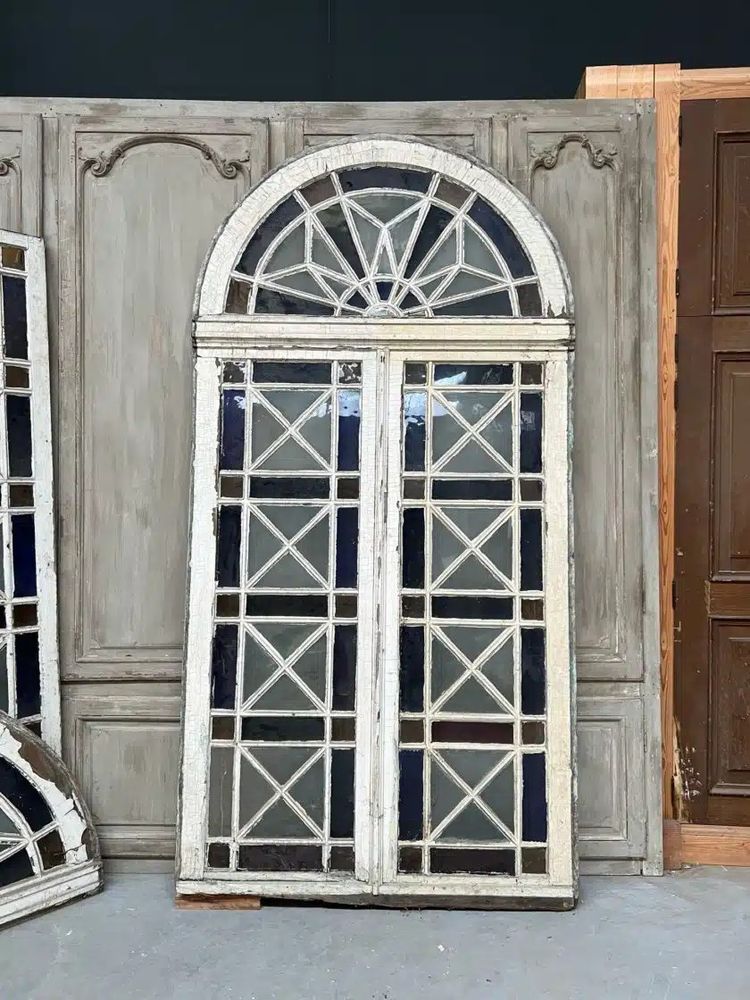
[576,684,647,860]
[54,116,267,862]
[509,112,645,683]
[0,114,42,235]
[0,98,658,872]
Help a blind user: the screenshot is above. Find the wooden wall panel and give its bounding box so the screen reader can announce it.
[63,684,181,861]
[508,107,660,872]
[300,116,493,162]
[577,685,647,861]
[714,358,750,576]
[508,112,646,684]
[0,115,42,235]
[709,623,750,800]
[715,136,750,312]
[57,116,267,681]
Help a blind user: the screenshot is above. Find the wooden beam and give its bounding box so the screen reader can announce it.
[616,64,655,98]
[576,65,620,99]
[577,64,654,99]
[680,67,750,100]
[653,63,681,820]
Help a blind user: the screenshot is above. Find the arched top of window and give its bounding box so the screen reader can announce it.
[197,138,572,320]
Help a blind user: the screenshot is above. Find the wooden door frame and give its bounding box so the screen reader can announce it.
[577,63,750,868]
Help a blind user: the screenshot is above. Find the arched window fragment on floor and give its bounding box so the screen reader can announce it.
[0,232,60,752]
[0,712,101,926]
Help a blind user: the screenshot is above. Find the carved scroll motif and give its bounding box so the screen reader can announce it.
[0,155,20,177]
[530,133,618,171]
[80,135,252,179]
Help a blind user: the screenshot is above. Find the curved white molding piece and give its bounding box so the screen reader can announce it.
[196,137,573,320]
[0,712,102,927]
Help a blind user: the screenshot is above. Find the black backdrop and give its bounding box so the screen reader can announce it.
[3,0,750,101]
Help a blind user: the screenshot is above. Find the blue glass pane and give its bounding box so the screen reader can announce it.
[11,514,36,598]
[221,390,245,470]
[0,757,52,831]
[330,749,354,838]
[468,198,533,279]
[15,632,40,718]
[399,625,424,712]
[404,206,453,278]
[317,204,365,277]
[216,506,241,588]
[404,392,426,471]
[520,392,543,474]
[398,749,423,841]
[402,509,425,589]
[1,275,28,359]
[522,753,547,842]
[335,508,358,588]
[337,390,360,471]
[521,628,546,715]
[211,624,238,710]
[6,395,32,478]
[254,288,335,316]
[332,624,357,711]
[338,166,431,193]
[236,197,303,276]
[520,509,543,591]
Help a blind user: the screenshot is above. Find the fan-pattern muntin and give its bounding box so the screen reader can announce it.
[227,170,543,318]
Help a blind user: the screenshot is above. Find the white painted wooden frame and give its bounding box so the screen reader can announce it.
[378,349,574,903]
[179,346,380,895]
[178,138,576,907]
[0,231,60,753]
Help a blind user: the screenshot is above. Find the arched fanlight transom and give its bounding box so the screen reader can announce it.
[197,138,572,321]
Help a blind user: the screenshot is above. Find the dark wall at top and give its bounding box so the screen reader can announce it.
[3,0,750,102]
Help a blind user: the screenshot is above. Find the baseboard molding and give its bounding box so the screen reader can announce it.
[104,858,175,875]
[579,859,643,876]
[664,820,750,868]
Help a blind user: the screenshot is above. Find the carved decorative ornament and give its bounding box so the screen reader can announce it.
[0,155,20,177]
[530,133,618,171]
[80,135,251,179]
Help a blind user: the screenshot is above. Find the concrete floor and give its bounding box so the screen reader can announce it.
[1,869,749,999]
